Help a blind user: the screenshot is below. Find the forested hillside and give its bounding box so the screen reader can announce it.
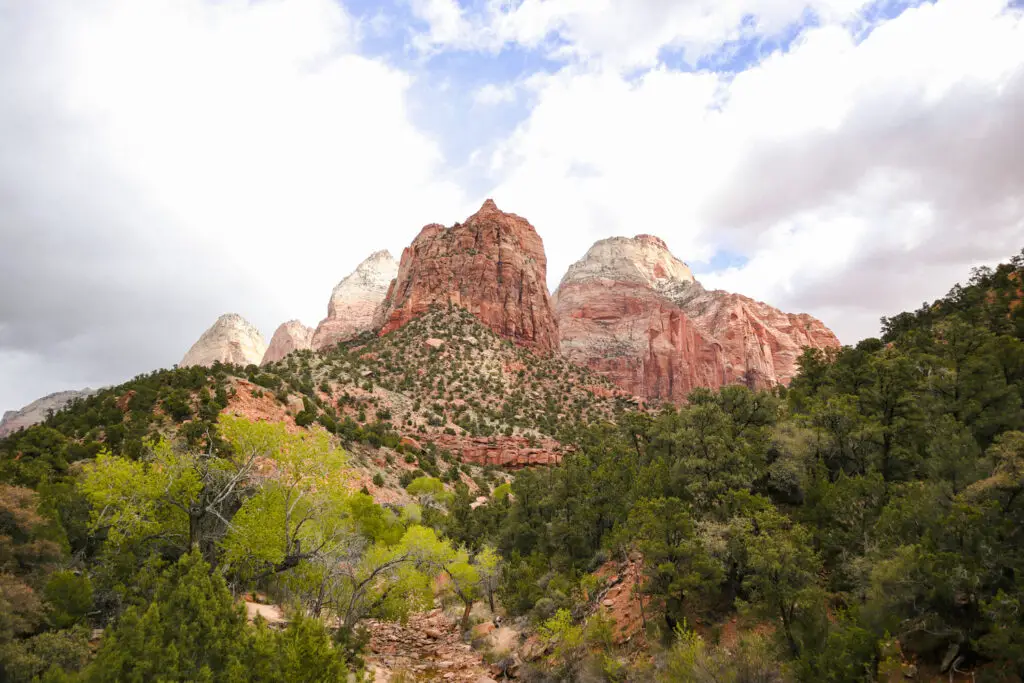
[1,251,1022,682]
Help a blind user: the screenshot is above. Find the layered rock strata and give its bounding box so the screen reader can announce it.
[376,200,559,353]
[180,313,267,368]
[672,285,841,389]
[554,236,839,400]
[312,251,398,350]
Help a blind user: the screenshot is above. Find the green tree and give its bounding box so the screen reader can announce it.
[84,550,250,683]
[248,613,349,682]
[624,497,722,632]
[738,508,822,657]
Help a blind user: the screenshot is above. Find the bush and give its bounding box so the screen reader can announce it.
[43,571,93,629]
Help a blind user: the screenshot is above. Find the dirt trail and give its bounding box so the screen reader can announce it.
[366,608,498,683]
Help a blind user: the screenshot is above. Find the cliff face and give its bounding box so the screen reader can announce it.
[180,313,267,368]
[554,236,728,401]
[312,251,398,351]
[376,200,559,353]
[262,320,314,365]
[672,285,841,389]
[554,236,840,401]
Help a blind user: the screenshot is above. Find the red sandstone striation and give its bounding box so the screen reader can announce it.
[673,286,841,389]
[432,434,562,468]
[554,236,840,400]
[376,199,559,353]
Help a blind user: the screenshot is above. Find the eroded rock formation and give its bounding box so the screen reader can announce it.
[376,200,559,353]
[312,251,398,350]
[554,236,839,400]
[180,313,267,368]
[262,320,314,365]
[432,433,562,468]
[673,285,842,390]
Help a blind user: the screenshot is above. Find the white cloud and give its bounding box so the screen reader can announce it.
[3,0,1022,412]
[410,0,881,68]
[409,0,474,52]
[480,0,1024,342]
[0,0,468,410]
[473,83,518,106]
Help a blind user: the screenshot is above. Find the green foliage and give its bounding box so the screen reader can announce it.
[248,613,350,682]
[43,572,93,629]
[622,497,722,631]
[0,626,91,683]
[1,250,1022,679]
[664,624,786,682]
[83,550,251,682]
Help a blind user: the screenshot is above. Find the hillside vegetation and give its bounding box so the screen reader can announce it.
[1,251,1023,682]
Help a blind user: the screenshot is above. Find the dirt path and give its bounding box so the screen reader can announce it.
[366,608,498,683]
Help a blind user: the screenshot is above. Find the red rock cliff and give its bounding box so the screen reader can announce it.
[376,200,559,353]
[553,236,840,401]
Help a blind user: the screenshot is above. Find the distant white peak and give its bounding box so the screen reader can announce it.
[212,312,262,332]
[329,251,399,304]
[558,235,696,290]
[180,313,267,368]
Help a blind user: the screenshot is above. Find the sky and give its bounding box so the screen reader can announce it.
[1,0,1023,413]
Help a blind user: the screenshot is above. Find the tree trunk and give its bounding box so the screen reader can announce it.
[461,600,474,633]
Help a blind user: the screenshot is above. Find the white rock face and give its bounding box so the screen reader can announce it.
[0,388,98,437]
[180,313,267,368]
[312,250,398,350]
[261,320,315,365]
[557,235,695,293]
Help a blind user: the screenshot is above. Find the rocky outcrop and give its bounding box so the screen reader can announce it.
[672,285,841,389]
[312,251,398,351]
[433,433,562,468]
[554,236,839,401]
[262,320,314,365]
[0,388,97,437]
[180,313,267,368]
[376,200,559,353]
[554,237,729,401]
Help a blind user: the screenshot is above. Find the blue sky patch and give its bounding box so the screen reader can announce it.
[691,250,751,276]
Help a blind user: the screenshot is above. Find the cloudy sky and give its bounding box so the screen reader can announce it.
[1,0,1022,412]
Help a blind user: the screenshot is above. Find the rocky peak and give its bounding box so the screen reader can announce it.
[376,200,559,353]
[262,320,314,365]
[180,313,267,368]
[554,236,840,400]
[312,251,399,350]
[557,235,696,295]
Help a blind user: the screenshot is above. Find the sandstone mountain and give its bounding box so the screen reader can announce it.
[180,313,267,368]
[554,235,839,401]
[312,251,398,351]
[174,206,838,400]
[375,200,559,353]
[671,282,841,389]
[0,388,98,437]
[262,320,314,365]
